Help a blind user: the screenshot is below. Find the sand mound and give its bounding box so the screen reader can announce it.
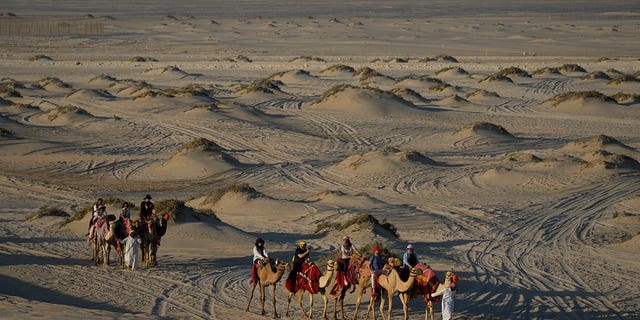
[310,85,421,117]
[438,94,470,106]
[607,75,640,86]
[305,190,382,208]
[479,74,513,84]
[544,91,626,115]
[581,153,640,172]
[465,89,500,100]
[143,65,200,79]
[334,147,436,173]
[501,152,543,164]
[453,122,515,139]
[498,67,531,78]
[582,71,612,81]
[315,213,399,248]
[611,93,640,105]
[389,88,429,104]
[319,64,355,76]
[66,89,115,100]
[234,79,286,95]
[0,97,13,106]
[394,75,443,88]
[148,138,243,180]
[110,80,153,97]
[88,74,118,86]
[562,135,636,157]
[435,67,469,77]
[32,105,96,125]
[288,56,326,63]
[187,184,309,232]
[267,69,318,83]
[183,101,273,123]
[33,77,72,92]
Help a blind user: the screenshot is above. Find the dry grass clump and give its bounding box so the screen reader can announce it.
[428,83,452,92]
[459,122,513,137]
[65,88,113,99]
[46,105,91,121]
[353,67,382,80]
[155,199,218,221]
[394,75,443,84]
[371,57,409,63]
[90,74,117,82]
[502,153,543,163]
[582,71,611,80]
[267,69,311,80]
[34,77,72,89]
[314,84,355,103]
[560,64,587,73]
[132,90,172,100]
[29,54,53,61]
[435,54,459,63]
[548,91,616,106]
[0,83,22,98]
[288,56,326,63]
[611,92,640,104]
[203,184,262,206]
[0,127,13,137]
[606,68,624,76]
[185,103,221,112]
[607,75,639,85]
[320,64,355,74]
[178,137,225,153]
[389,88,425,100]
[315,213,398,238]
[582,154,640,171]
[128,56,158,62]
[235,79,283,94]
[160,84,212,98]
[211,55,252,63]
[25,207,69,222]
[480,74,513,83]
[435,67,468,76]
[316,241,398,268]
[532,67,561,75]
[498,67,530,78]
[465,89,500,98]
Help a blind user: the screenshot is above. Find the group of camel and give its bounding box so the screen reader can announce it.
[246,253,454,320]
[89,213,168,268]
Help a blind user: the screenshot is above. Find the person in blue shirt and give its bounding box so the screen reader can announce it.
[369,247,384,291]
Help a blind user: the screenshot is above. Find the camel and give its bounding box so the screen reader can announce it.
[139,213,168,267]
[245,259,288,318]
[408,264,441,320]
[285,260,336,319]
[89,216,110,267]
[366,258,418,320]
[328,253,366,320]
[351,260,373,320]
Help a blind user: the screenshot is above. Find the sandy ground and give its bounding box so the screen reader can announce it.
[1,1,639,319]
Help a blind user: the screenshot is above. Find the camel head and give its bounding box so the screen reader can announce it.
[326,259,336,271]
[275,259,288,271]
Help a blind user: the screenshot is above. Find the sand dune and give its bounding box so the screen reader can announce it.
[1,2,640,320]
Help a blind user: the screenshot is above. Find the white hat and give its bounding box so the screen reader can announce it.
[406,244,413,249]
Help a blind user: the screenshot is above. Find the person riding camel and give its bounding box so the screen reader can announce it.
[369,246,384,294]
[87,198,104,235]
[88,204,108,239]
[251,238,273,284]
[140,194,155,221]
[286,240,309,290]
[339,235,360,293]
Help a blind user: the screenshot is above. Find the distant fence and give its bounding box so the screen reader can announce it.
[0,19,104,36]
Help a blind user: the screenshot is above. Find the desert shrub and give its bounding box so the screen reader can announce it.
[314,84,354,103]
[315,241,398,268]
[178,137,224,153]
[46,105,90,121]
[204,184,262,205]
[581,71,611,80]
[321,64,355,73]
[235,79,283,94]
[532,67,561,75]
[465,89,500,98]
[435,55,459,63]
[435,67,468,76]
[0,83,22,97]
[394,75,443,84]
[0,127,13,137]
[480,74,513,83]
[354,67,382,80]
[429,83,452,92]
[288,56,326,63]
[128,56,158,62]
[25,207,69,221]
[607,75,639,85]
[548,91,616,106]
[498,67,530,77]
[560,64,587,73]
[315,213,398,238]
[29,54,53,61]
[611,92,640,104]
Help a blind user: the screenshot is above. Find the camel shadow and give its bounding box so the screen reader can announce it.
[0,274,133,314]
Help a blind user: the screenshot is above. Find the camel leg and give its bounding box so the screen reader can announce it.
[339,291,346,320]
[353,284,366,320]
[385,292,393,320]
[298,291,310,318]
[400,293,409,320]
[285,292,293,317]
[271,285,278,318]
[321,292,329,319]
[308,291,314,319]
[332,297,338,320]
[259,284,266,315]
[245,283,257,312]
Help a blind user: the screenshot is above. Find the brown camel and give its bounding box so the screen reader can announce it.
[90,216,110,267]
[328,253,366,320]
[408,264,441,320]
[367,258,418,320]
[245,259,287,318]
[352,260,372,320]
[285,260,336,319]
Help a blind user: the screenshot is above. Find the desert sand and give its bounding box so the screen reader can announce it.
[1,1,639,319]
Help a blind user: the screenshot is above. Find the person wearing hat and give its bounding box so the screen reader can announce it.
[429,271,458,320]
[251,238,271,284]
[339,235,361,292]
[369,247,384,291]
[87,198,104,235]
[139,194,155,221]
[286,240,310,288]
[402,244,419,269]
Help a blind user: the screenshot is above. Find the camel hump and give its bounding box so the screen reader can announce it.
[378,274,390,288]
